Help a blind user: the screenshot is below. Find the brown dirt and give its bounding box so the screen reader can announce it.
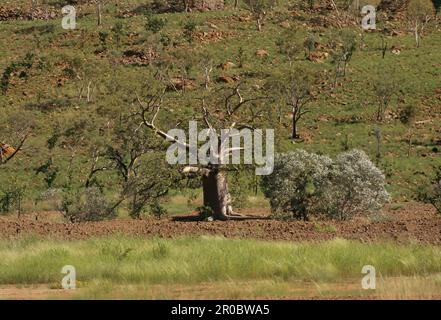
[1,203,440,244]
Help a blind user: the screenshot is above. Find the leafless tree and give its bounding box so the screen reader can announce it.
[136,83,269,220]
[407,0,435,48]
[243,0,275,31]
[267,70,314,140]
[0,112,32,165]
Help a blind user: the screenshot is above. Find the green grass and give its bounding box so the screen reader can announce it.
[0,236,441,287]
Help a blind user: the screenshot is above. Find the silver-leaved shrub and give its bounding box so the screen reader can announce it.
[262,149,390,220]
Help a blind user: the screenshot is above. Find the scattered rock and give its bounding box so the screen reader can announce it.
[391,45,402,55]
[167,78,196,91]
[307,52,329,63]
[220,61,235,70]
[194,30,234,43]
[217,75,240,83]
[256,49,269,57]
[279,21,291,28]
[207,22,220,30]
[120,49,156,65]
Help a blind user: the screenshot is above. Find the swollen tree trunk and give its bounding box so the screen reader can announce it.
[202,169,237,220]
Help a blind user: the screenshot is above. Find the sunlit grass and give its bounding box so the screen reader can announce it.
[0,236,440,287]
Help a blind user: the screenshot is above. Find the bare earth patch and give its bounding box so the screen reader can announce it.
[0,203,440,244]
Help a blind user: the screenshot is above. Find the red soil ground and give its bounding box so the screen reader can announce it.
[0,203,440,243]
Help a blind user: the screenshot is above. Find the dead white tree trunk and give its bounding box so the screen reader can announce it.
[97,2,102,26]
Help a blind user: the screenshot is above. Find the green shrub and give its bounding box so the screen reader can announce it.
[418,166,441,214]
[61,187,116,223]
[145,12,167,34]
[149,201,168,219]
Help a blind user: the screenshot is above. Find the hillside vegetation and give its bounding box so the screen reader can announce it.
[1,0,440,219]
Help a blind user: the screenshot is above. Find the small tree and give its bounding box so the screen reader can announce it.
[90,0,110,26]
[0,109,32,165]
[268,69,314,139]
[303,33,317,58]
[374,71,397,122]
[407,0,435,48]
[183,20,197,43]
[399,104,417,156]
[112,21,125,49]
[244,0,275,31]
[103,114,179,219]
[331,30,357,87]
[418,166,441,214]
[275,30,303,65]
[145,11,167,34]
[199,52,214,90]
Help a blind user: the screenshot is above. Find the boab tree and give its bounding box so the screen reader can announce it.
[136,82,272,220]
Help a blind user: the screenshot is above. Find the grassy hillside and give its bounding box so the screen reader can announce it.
[1,0,440,216]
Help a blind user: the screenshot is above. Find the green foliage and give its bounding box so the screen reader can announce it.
[98,31,109,51]
[1,53,34,95]
[112,21,125,48]
[61,187,116,223]
[35,159,59,188]
[275,29,303,63]
[1,0,440,214]
[183,20,197,43]
[0,187,24,215]
[150,201,168,219]
[196,205,214,220]
[418,166,441,214]
[303,33,317,56]
[145,12,167,34]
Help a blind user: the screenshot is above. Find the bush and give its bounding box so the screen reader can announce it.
[262,149,390,220]
[418,166,441,214]
[145,12,167,34]
[61,187,116,223]
[262,150,333,220]
[325,150,391,220]
[149,201,168,219]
